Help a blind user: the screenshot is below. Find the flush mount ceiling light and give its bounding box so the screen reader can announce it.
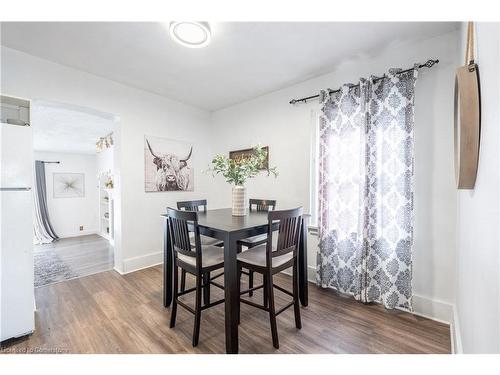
[169,21,211,48]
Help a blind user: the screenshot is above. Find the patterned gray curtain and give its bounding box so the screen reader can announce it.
[316,67,418,310]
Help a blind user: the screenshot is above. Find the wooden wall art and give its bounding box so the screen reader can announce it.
[229,146,269,170]
[454,22,481,189]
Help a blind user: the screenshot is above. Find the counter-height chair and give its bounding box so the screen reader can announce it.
[177,199,207,212]
[176,200,223,295]
[237,207,303,349]
[237,199,276,298]
[167,207,225,347]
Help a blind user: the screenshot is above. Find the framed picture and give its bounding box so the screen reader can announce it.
[144,135,194,192]
[229,146,269,170]
[53,173,85,198]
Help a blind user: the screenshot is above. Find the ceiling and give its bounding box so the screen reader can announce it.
[32,101,116,154]
[1,22,459,111]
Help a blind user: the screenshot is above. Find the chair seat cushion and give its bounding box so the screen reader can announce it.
[189,233,222,247]
[236,244,293,268]
[238,233,268,245]
[178,245,224,268]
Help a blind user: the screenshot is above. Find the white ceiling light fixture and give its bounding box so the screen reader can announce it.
[169,21,211,48]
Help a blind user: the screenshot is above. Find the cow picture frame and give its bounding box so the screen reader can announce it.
[144,135,194,192]
[229,146,269,170]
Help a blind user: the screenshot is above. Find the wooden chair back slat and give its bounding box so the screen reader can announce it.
[167,207,202,267]
[249,199,276,212]
[267,207,303,264]
[171,216,192,254]
[177,199,207,212]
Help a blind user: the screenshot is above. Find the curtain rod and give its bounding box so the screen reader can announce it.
[289,59,439,105]
[40,161,60,164]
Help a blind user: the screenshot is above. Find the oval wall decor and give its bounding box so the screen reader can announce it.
[454,22,481,189]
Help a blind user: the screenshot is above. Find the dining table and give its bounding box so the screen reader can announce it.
[161,208,309,354]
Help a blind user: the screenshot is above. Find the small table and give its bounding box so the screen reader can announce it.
[161,208,309,354]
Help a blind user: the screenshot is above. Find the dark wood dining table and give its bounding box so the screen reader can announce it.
[161,208,309,354]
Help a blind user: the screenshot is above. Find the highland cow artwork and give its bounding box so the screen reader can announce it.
[144,136,194,192]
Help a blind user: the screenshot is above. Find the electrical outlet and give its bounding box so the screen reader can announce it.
[79,225,84,231]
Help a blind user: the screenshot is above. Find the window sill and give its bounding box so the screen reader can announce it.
[308,226,319,236]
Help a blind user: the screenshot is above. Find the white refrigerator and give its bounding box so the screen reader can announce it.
[0,121,35,342]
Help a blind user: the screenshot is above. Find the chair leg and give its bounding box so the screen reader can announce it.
[203,272,210,306]
[237,243,243,280]
[170,265,179,328]
[192,274,202,347]
[180,269,186,292]
[237,243,244,280]
[248,270,254,297]
[263,274,269,308]
[237,266,241,325]
[293,262,302,329]
[267,273,279,349]
[245,244,254,296]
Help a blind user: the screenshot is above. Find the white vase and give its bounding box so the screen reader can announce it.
[232,185,247,216]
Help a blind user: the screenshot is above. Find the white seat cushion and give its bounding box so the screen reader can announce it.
[177,245,224,268]
[189,233,222,246]
[237,244,293,268]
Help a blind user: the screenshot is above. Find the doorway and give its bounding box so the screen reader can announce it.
[31,101,119,287]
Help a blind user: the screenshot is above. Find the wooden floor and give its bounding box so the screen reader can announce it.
[34,234,114,287]
[1,265,451,354]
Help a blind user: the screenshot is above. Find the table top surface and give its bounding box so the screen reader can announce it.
[161,208,309,233]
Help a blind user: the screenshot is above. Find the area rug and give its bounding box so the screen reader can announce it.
[34,248,79,288]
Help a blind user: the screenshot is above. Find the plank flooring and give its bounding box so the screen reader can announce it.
[34,234,114,287]
[1,265,451,354]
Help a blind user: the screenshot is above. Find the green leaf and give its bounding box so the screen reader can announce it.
[206,145,278,186]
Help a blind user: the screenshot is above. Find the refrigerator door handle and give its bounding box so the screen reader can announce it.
[0,187,32,191]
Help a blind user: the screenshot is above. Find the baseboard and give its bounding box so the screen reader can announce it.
[411,294,454,325]
[281,265,316,283]
[58,229,99,239]
[299,265,455,325]
[122,251,162,274]
[307,265,316,282]
[451,304,463,354]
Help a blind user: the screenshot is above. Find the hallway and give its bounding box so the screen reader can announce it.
[34,234,113,287]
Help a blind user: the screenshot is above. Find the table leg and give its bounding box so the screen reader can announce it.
[298,217,309,306]
[163,217,173,308]
[223,233,239,354]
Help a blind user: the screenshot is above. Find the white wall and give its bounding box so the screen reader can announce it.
[210,30,461,322]
[34,151,99,238]
[455,22,500,354]
[96,144,114,177]
[1,46,214,273]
